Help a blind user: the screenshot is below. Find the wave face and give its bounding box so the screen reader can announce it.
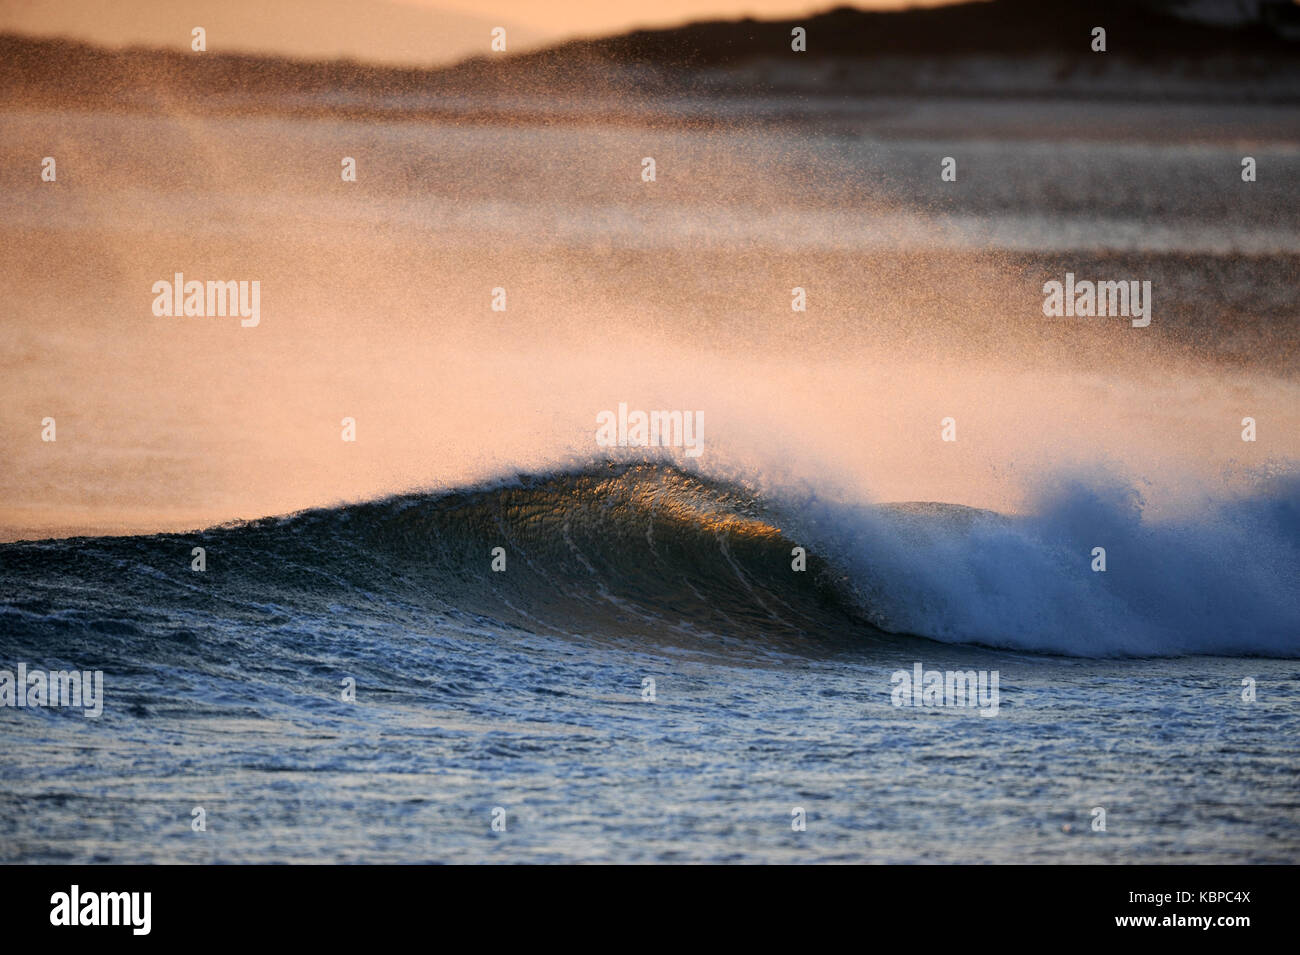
[1,462,1297,659]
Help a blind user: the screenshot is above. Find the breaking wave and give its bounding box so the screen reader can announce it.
[1,462,1297,659]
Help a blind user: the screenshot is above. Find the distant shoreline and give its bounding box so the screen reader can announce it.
[3,0,1300,118]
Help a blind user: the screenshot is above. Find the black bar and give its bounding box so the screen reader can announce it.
[0,864,1286,942]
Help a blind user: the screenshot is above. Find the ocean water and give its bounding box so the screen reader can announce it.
[1,101,1298,863]
[1,465,1297,863]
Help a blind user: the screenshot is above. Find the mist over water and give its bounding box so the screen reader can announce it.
[1,108,1296,538]
[2,109,1295,610]
[3,102,1297,657]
